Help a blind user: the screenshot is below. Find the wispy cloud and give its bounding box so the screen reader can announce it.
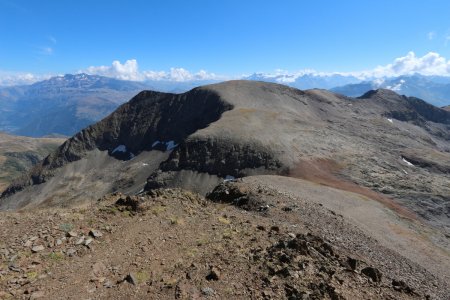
[47,35,57,44]
[427,31,436,40]
[39,46,54,55]
[445,34,450,47]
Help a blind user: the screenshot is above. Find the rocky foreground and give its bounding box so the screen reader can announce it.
[1,178,448,299]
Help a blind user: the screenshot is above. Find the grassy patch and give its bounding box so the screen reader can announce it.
[100,206,119,215]
[218,216,231,225]
[136,271,150,284]
[48,252,64,261]
[26,271,38,280]
[168,216,184,225]
[163,278,178,288]
[59,223,73,233]
[150,205,166,216]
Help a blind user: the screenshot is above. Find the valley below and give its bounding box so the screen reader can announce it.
[0,133,65,191]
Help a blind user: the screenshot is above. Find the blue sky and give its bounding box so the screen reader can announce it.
[1,0,450,83]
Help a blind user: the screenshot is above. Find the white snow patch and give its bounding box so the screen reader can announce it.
[165,140,178,151]
[387,118,393,123]
[402,158,414,166]
[402,169,408,174]
[151,140,178,151]
[224,175,235,182]
[142,163,149,166]
[112,145,127,153]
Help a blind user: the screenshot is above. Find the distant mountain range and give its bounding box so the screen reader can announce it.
[1,73,450,137]
[330,74,450,107]
[0,74,152,137]
[245,73,361,90]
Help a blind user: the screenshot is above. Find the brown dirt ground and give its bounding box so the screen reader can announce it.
[288,158,419,221]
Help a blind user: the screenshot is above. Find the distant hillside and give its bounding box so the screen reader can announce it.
[0,74,152,137]
[0,132,65,191]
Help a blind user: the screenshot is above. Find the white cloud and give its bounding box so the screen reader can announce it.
[249,52,450,81]
[0,72,51,86]
[386,79,405,91]
[361,51,450,78]
[85,59,142,81]
[428,31,436,40]
[2,52,450,87]
[83,59,221,82]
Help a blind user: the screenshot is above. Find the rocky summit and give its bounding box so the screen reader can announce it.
[0,80,449,299]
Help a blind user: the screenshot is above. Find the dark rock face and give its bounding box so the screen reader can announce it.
[159,139,283,178]
[361,267,382,283]
[44,89,233,170]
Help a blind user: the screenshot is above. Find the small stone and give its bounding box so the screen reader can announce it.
[392,279,414,293]
[92,262,107,277]
[30,291,45,299]
[24,240,33,248]
[66,231,77,237]
[56,239,63,246]
[206,267,221,281]
[125,273,137,285]
[104,279,114,288]
[270,226,280,232]
[24,287,38,295]
[8,264,21,272]
[89,230,103,238]
[75,237,85,245]
[84,238,93,246]
[361,267,382,283]
[31,245,45,253]
[201,287,215,296]
[288,232,296,239]
[66,248,76,257]
[347,257,359,271]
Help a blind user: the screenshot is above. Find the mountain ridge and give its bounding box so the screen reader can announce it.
[1,81,449,233]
